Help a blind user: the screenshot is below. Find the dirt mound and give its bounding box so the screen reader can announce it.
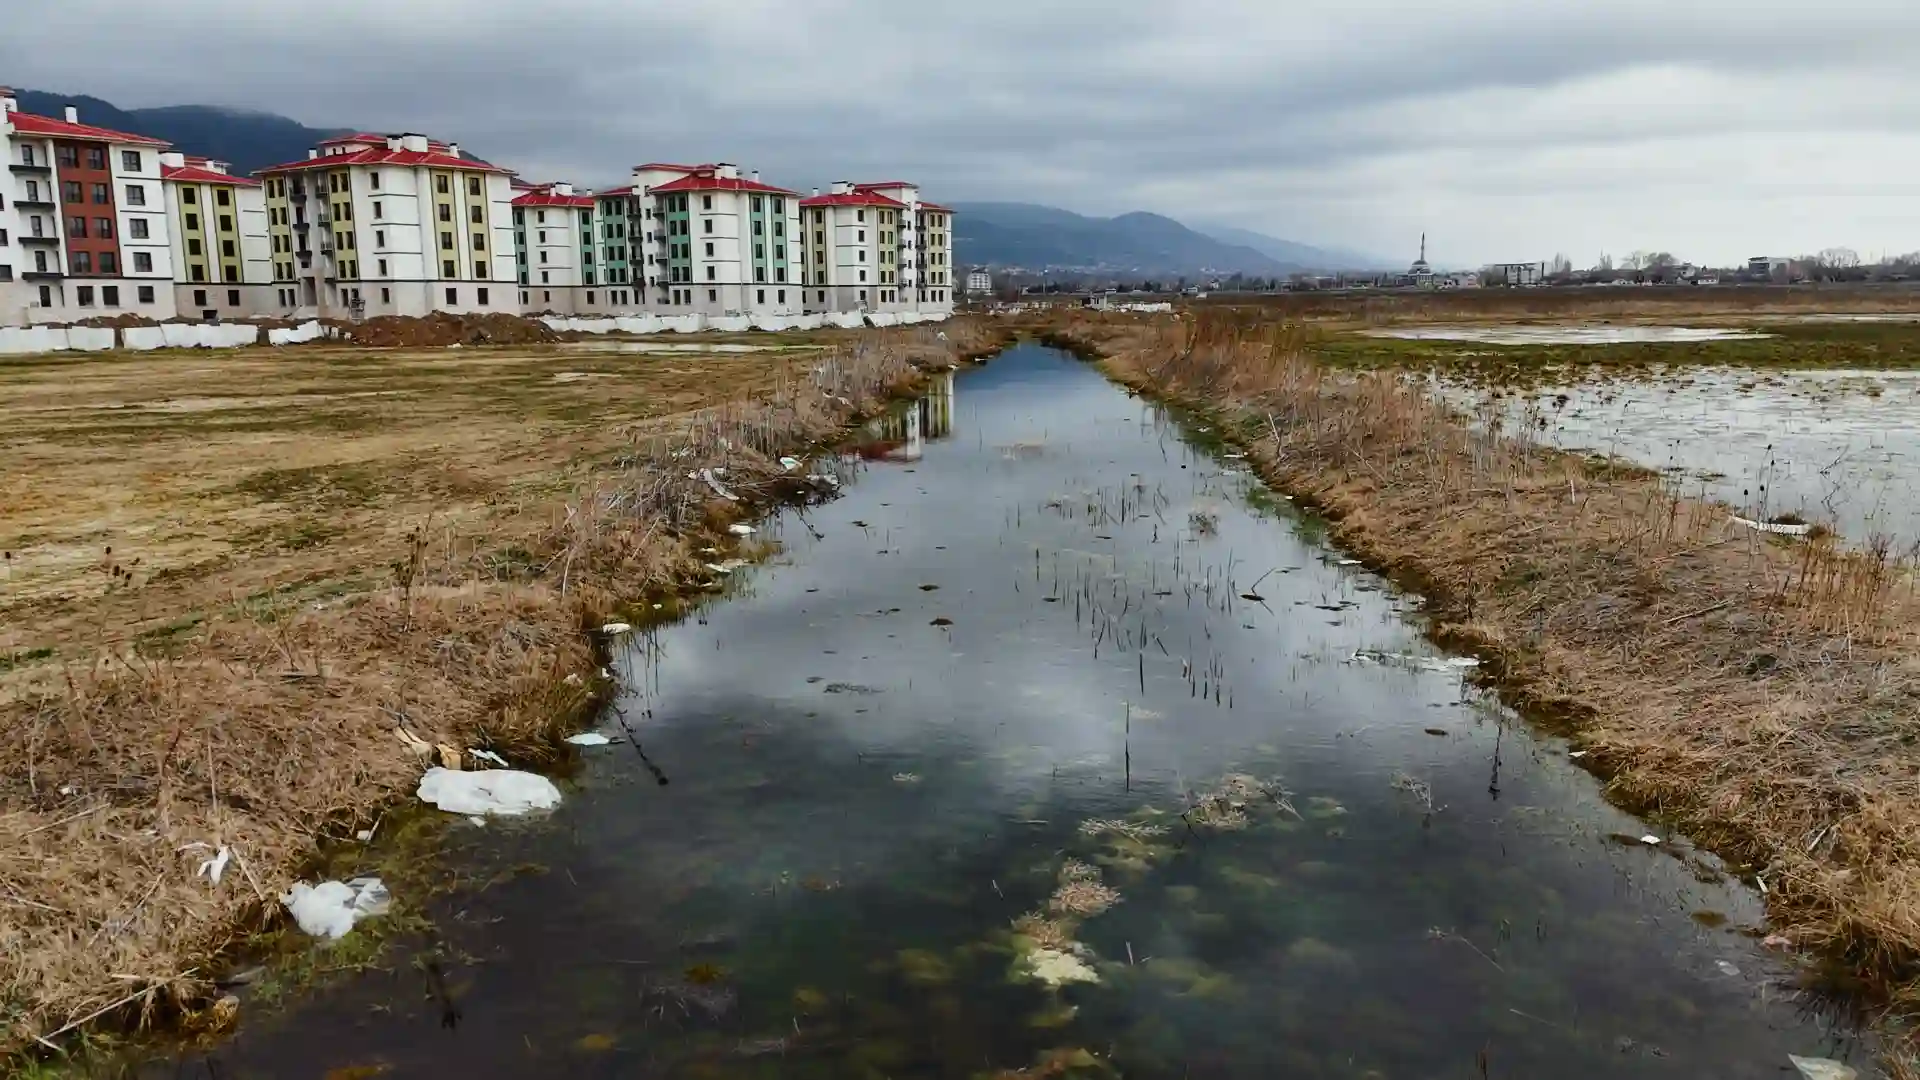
[71,313,161,329]
[341,312,560,348]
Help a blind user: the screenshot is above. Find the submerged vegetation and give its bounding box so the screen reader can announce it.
[1039,306,1920,1065]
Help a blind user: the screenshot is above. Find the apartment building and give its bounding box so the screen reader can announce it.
[511,182,596,313]
[630,163,805,317]
[256,133,519,319]
[796,181,956,315]
[160,153,274,318]
[0,89,179,325]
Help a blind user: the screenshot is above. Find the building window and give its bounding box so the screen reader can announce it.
[99,252,117,274]
[219,215,232,231]
[477,287,489,304]
[706,266,715,281]
[224,265,238,283]
[474,261,487,279]
[704,242,713,257]
[187,238,202,256]
[436,175,451,194]
[38,285,51,306]
[468,176,482,196]
[446,287,458,304]
[130,218,150,240]
[216,188,231,207]
[0,265,9,282]
[56,145,78,167]
[703,219,713,234]
[377,258,388,276]
[138,284,154,303]
[369,172,380,190]
[381,287,391,303]
[437,203,452,223]
[63,181,83,203]
[72,251,92,273]
[222,240,236,257]
[77,285,94,306]
[540,271,549,284]
[756,289,765,304]
[472,233,485,251]
[443,259,456,277]
[124,184,145,206]
[133,251,152,273]
[67,216,87,238]
[441,231,453,250]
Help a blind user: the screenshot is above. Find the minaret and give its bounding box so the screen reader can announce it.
[1419,233,1426,264]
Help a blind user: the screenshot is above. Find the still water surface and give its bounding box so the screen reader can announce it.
[156,345,1864,1078]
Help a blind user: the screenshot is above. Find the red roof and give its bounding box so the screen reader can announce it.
[320,132,453,151]
[854,181,916,192]
[800,191,907,209]
[257,147,506,175]
[512,188,595,208]
[162,164,261,187]
[9,111,169,146]
[920,203,953,213]
[633,162,710,173]
[647,168,795,196]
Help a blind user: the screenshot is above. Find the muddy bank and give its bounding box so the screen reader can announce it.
[1041,312,1920,1060]
[0,320,1012,1062]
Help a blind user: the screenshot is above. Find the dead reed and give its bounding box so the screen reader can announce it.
[1043,308,1920,1031]
[0,319,1010,1059]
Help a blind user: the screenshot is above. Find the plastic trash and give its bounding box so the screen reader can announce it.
[779,456,803,472]
[1640,835,1662,846]
[198,846,232,887]
[600,622,633,635]
[416,767,562,817]
[1731,515,1814,537]
[566,733,613,747]
[282,877,390,941]
[1568,750,1590,759]
[469,749,509,768]
[728,524,756,536]
[699,468,740,502]
[1789,1055,1858,1080]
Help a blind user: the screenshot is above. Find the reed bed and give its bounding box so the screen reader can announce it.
[1043,308,1920,1038]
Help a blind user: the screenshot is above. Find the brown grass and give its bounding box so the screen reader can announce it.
[0,320,1011,1057]
[1190,282,1920,325]
[1040,309,1920,1042]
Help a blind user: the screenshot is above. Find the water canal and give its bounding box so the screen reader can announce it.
[151,344,1866,1078]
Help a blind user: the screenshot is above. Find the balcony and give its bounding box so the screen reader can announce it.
[14,197,54,210]
[22,268,65,281]
[9,161,51,175]
[289,190,307,203]
[292,220,310,231]
[19,233,60,245]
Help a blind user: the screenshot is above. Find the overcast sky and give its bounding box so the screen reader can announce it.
[7,0,1918,267]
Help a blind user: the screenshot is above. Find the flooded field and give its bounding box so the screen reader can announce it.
[1367,325,1770,346]
[1456,367,1920,546]
[148,345,1865,1078]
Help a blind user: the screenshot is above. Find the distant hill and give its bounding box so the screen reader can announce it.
[13,89,349,175]
[952,202,1300,278]
[1196,224,1389,272]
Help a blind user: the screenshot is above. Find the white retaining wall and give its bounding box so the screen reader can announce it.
[537,311,944,339]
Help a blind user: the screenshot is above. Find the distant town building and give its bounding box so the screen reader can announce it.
[966,266,992,294]
[1407,232,1434,285]
[1485,261,1547,287]
[1747,256,1792,277]
[797,180,955,316]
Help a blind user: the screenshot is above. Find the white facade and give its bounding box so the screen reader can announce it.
[0,91,180,326]
[260,133,520,320]
[796,181,956,316]
[634,163,805,319]
[966,268,992,295]
[513,183,594,313]
[161,153,274,318]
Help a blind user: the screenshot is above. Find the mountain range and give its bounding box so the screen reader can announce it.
[10,89,1380,276]
[13,89,344,175]
[950,202,1382,277]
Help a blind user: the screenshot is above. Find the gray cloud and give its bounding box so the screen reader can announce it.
[6,0,1919,264]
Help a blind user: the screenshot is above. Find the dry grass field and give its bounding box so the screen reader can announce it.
[0,324,1007,1059]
